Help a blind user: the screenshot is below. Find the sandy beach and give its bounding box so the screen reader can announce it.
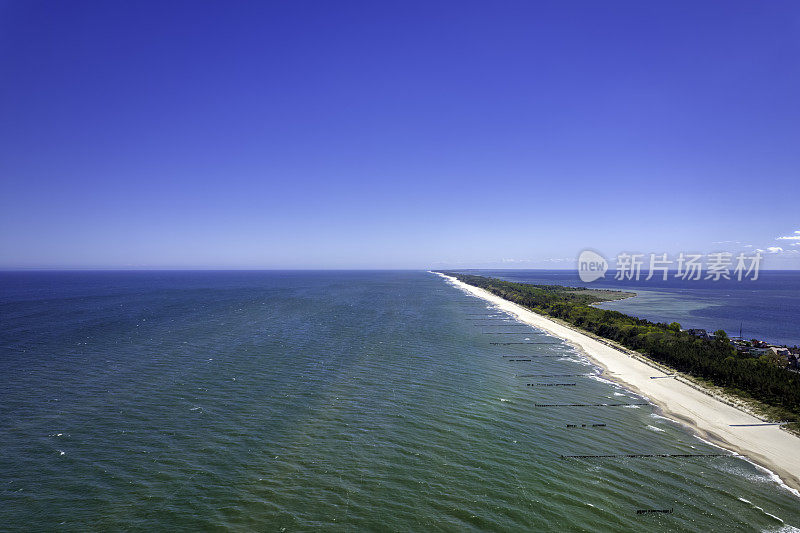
[436,272,800,494]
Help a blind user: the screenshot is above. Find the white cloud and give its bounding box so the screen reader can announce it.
[776,230,800,241]
[756,246,784,254]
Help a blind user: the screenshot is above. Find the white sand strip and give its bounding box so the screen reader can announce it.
[435,272,800,494]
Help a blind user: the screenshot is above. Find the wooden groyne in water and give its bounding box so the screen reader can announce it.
[536,402,649,407]
[561,453,737,459]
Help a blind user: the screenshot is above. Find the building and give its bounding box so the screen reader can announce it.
[686,329,709,339]
[770,346,790,357]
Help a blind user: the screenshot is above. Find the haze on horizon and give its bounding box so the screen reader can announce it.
[1,1,799,270]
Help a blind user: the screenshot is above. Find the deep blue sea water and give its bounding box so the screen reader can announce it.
[467,270,800,347]
[1,271,799,531]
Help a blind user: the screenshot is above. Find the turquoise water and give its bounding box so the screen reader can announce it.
[1,271,798,531]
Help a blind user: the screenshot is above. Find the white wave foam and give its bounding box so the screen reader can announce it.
[695,435,800,500]
[745,459,800,500]
[737,497,784,523]
[588,374,613,385]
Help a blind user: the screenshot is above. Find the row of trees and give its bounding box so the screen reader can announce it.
[443,272,800,418]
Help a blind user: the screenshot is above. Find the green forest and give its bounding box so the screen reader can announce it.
[441,272,800,426]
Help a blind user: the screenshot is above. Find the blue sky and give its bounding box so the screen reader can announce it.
[1,1,799,269]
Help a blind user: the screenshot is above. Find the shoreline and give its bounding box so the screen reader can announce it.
[434,272,800,495]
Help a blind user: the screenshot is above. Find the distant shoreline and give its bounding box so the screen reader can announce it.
[434,272,800,495]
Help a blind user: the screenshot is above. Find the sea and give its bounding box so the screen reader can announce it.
[1,270,798,531]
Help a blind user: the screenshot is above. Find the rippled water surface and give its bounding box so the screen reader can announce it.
[1,271,798,531]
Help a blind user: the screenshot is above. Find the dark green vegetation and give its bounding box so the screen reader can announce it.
[442,273,800,427]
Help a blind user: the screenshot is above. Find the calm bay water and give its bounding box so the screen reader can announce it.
[1,271,798,531]
[471,270,800,347]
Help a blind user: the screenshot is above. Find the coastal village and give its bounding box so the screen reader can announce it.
[685,328,800,371]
